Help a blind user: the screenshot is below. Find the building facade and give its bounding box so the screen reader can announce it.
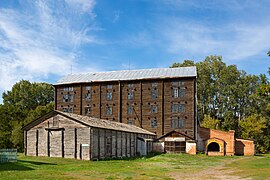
[22,110,155,160]
[54,67,197,138]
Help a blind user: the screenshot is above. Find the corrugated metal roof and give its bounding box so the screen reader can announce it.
[55,66,196,85]
[59,111,155,135]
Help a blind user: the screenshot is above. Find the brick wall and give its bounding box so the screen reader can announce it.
[235,138,255,156]
[198,127,235,156]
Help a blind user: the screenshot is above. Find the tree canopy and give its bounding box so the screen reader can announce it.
[0,80,54,151]
[171,55,270,152]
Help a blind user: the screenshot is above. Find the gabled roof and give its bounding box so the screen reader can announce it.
[22,110,155,136]
[55,66,197,85]
[156,130,195,141]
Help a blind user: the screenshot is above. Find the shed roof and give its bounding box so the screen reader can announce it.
[55,66,196,85]
[22,110,155,136]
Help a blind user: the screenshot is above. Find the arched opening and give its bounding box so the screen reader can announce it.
[207,142,220,152]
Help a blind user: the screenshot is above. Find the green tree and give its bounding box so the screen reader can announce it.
[0,80,54,150]
[200,114,220,129]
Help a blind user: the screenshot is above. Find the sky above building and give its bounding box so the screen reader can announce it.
[0,0,270,103]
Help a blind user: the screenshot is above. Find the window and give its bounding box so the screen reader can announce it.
[63,94,74,102]
[172,81,178,87]
[128,91,134,100]
[172,81,184,87]
[151,118,157,128]
[107,84,112,89]
[179,81,185,86]
[128,83,133,88]
[179,104,185,112]
[86,86,91,91]
[85,107,91,116]
[152,89,158,99]
[63,87,73,91]
[106,106,112,115]
[171,104,178,113]
[53,116,59,127]
[172,104,185,113]
[152,82,158,87]
[62,107,73,113]
[171,118,185,128]
[128,105,133,115]
[151,105,158,113]
[172,87,179,98]
[179,88,185,97]
[106,92,112,101]
[127,119,134,125]
[85,92,91,101]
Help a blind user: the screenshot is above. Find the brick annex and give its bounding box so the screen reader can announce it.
[23,67,254,160]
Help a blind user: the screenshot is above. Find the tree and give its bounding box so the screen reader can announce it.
[0,80,54,150]
[268,51,270,56]
[171,55,270,152]
[200,114,220,129]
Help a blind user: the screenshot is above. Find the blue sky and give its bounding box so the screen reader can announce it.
[0,0,270,103]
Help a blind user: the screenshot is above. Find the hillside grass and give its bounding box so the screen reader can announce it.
[0,153,269,179]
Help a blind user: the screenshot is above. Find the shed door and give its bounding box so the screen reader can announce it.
[165,141,186,153]
[50,131,62,157]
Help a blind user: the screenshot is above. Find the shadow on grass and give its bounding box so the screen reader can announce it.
[0,160,56,171]
[94,152,163,161]
[0,162,34,171]
[18,160,57,165]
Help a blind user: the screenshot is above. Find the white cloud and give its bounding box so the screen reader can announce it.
[65,0,96,13]
[0,0,98,96]
[161,19,270,62]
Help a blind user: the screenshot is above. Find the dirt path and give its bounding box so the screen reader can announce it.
[170,158,251,180]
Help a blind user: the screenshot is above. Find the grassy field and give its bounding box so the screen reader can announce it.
[0,153,269,180]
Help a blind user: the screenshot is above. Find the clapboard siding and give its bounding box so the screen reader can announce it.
[24,111,155,160]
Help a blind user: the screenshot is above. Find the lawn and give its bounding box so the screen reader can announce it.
[0,153,269,179]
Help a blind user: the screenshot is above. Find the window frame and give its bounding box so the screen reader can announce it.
[151,105,158,113]
[151,118,157,128]
[106,106,113,116]
[106,92,113,101]
[85,106,91,116]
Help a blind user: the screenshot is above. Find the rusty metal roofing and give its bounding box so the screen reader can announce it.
[59,111,156,135]
[55,66,196,85]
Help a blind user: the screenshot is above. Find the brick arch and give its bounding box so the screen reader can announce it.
[205,138,225,156]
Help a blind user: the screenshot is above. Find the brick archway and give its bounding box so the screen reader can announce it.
[207,142,220,152]
[205,138,225,156]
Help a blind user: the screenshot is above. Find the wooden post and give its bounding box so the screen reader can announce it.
[47,130,50,157]
[98,128,100,160]
[36,130,39,156]
[74,128,77,159]
[62,129,64,158]
[115,131,117,158]
[104,130,107,158]
[125,132,128,157]
[129,133,132,157]
[24,131,27,156]
[110,130,112,158]
[121,131,123,157]
[89,128,92,160]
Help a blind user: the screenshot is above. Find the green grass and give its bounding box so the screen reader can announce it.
[0,153,269,179]
[225,154,270,180]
